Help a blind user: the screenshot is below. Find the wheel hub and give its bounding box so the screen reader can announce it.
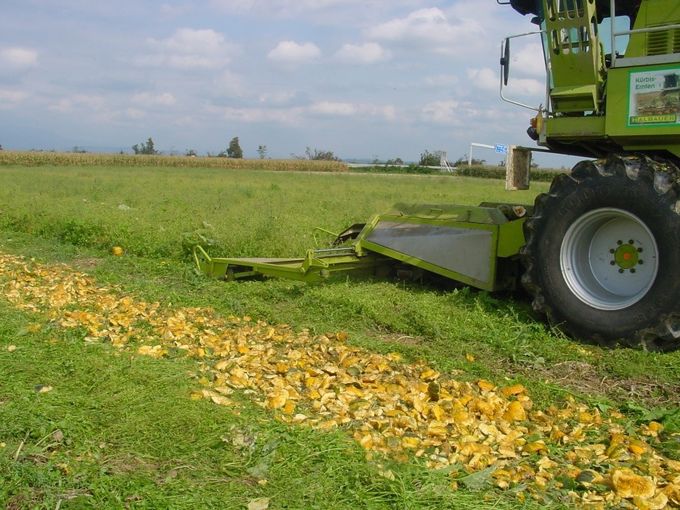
[612,242,640,271]
[560,208,659,311]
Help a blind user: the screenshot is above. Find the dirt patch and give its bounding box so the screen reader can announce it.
[5,490,44,510]
[374,332,424,347]
[56,489,93,502]
[535,360,680,409]
[71,257,102,271]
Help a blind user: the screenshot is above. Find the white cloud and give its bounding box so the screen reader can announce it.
[211,0,427,17]
[48,94,106,113]
[227,0,347,8]
[131,92,177,106]
[125,108,146,119]
[221,106,304,124]
[0,88,28,109]
[424,74,459,87]
[0,47,38,68]
[267,41,321,66]
[217,100,396,125]
[508,77,545,97]
[139,28,235,69]
[512,42,546,77]
[309,101,396,120]
[48,99,72,113]
[160,3,193,17]
[335,42,389,64]
[214,70,245,96]
[467,67,544,97]
[422,100,465,125]
[258,91,296,105]
[466,68,498,92]
[367,8,484,55]
[309,101,357,116]
[420,99,499,126]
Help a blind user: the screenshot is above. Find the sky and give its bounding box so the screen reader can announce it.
[0,0,578,167]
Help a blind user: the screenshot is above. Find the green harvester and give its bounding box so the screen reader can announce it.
[196,0,680,350]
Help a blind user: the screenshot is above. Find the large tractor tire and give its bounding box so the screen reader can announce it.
[521,155,680,350]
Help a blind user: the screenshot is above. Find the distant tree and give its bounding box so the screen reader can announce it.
[132,137,158,155]
[72,146,87,153]
[185,149,198,157]
[385,157,404,166]
[454,155,486,166]
[303,146,340,161]
[419,150,443,167]
[227,137,243,158]
[0,144,3,151]
[257,145,268,159]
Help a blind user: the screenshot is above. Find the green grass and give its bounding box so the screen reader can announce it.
[1,163,679,508]
[0,165,544,259]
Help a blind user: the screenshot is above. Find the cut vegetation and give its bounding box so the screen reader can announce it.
[1,161,679,509]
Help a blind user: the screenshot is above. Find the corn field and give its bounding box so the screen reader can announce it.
[0,151,348,173]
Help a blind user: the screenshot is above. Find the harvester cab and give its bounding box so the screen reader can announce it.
[195,0,680,351]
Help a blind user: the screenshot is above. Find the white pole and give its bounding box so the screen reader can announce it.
[469,143,495,166]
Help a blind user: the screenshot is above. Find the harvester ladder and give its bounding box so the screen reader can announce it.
[542,0,605,113]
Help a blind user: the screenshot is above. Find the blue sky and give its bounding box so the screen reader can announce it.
[0,0,576,167]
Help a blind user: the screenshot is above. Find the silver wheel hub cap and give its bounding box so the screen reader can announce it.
[560,208,659,311]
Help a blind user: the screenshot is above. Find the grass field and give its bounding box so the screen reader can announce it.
[1,162,679,509]
[0,164,542,259]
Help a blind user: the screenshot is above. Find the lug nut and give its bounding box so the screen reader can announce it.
[617,240,623,245]
[609,249,615,254]
[618,268,624,274]
[610,261,616,265]
[628,239,634,244]
[630,268,636,274]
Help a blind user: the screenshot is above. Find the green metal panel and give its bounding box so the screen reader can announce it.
[371,203,512,225]
[497,218,527,258]
[625,0,680,58]
[545,116,606,139]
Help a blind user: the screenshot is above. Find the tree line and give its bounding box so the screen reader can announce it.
[126,137,472,167]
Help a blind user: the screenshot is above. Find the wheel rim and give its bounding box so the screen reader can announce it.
[560,208,659,311]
